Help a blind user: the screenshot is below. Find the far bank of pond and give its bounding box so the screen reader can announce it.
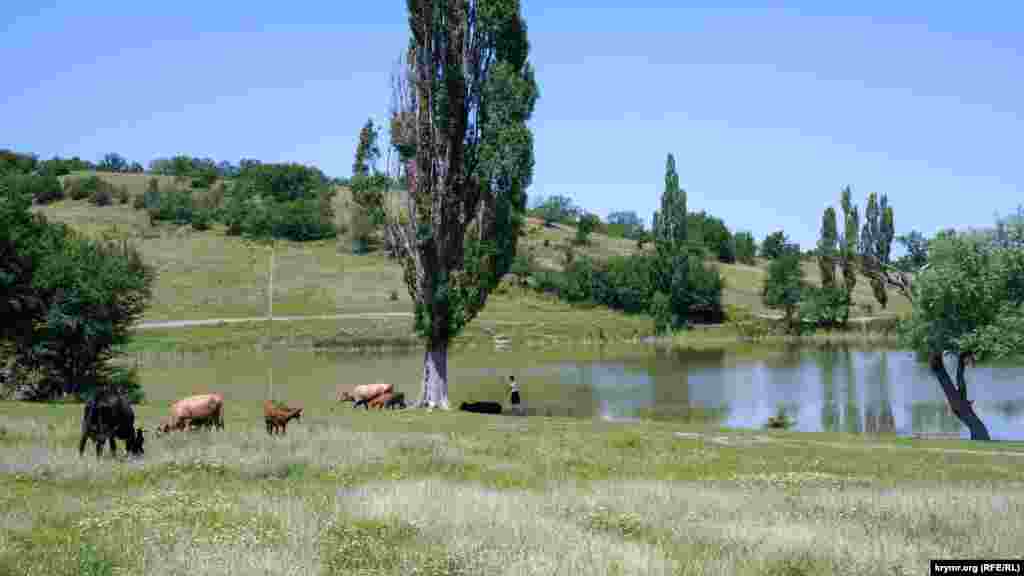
[125,342,1024,441]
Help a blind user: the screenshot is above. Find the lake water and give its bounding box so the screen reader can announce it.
[128,343,1024,441]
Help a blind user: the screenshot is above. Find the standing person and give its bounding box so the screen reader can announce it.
[508,375,523,415]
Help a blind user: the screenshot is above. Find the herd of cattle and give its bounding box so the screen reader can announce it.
[78,383,408,459]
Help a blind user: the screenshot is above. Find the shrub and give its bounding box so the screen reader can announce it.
[149,186,194,224]
[191,208,212,231]
[575,213,600,245]
[90,186,112,206]
[117,185,130,204]
[67,175,99,200]
[132,194,145,210]
[389,289,399,301]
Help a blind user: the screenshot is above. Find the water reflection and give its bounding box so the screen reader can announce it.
[126,343,1024,441]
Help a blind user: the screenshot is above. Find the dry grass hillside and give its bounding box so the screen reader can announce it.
[35,172,910,326]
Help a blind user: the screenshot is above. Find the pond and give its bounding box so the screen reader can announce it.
[127,342,1024,441]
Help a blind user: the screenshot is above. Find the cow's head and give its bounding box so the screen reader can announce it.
[338,390,354,403]
[155,418,174,437]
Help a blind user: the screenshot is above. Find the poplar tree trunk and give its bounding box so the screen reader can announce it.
[418,338,450,410]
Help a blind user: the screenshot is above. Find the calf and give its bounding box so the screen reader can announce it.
[264,400,303,435]
[79,391,144,458]
[157,393,225,435]
[459,401,503,415]
[338,383,394,408]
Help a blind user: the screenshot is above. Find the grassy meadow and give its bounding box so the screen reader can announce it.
[9,171,1008,576]
[1,402,1023,575]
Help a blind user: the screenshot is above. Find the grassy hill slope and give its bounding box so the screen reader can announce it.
[35,172,910,329]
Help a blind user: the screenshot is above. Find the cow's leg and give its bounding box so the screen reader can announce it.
[109,436,117,458]
[79,433,89,456]
[95,438,103,458]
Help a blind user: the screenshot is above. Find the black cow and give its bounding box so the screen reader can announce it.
[459,401,503,415]
[385,392,407,410]
[79,391,144,458]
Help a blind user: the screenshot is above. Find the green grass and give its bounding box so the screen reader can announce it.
[0,403,1021,575]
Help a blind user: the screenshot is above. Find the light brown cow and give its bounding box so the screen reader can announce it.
[337,383,393,408]
[157,393,224,435]
[264,400,303,435]
[366,392,394,410]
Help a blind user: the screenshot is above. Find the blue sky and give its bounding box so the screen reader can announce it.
[2,1,1021,250]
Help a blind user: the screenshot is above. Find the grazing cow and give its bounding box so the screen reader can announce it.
[157,393,225,435]
[79,391,144,458]
[459,401,503,415]
[385,392,407,410]
[366,392,395,410]
[338,383,394,408]
[264,400,303,435]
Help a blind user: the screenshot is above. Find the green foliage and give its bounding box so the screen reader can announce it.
[818,207,838,290]
[190,208,212,231]
[839,185,859,297]
[148,186,195,224]
[761,230,789,260]
[2,173,63,205]
[66,175,102,200]
[352,118,382,177]
[531,194,579,227]
[650,291,673,335]
[606,210,645,239]
[688,210,735,263]
[393,0,539,349]
[734,231,757,264]
[97,152,128,173]
[895,230,929,271]
[860,191,894,309]
[575,213,600,245]
[0,149,39,175]
[762,244,805,332]
[799,284,851,329]
[1,183,154,399]
[236,162,328,204]
[899,234,1024,363]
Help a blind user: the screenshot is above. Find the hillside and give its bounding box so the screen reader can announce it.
[34,172,911,328]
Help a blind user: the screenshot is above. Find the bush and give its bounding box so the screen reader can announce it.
[575,213,600,245]
[117,185,130,204]
[90,186,112,206]
[191,208,212,231]
[67,175,98,200]
[132,194,145,210]
[149,186,194,224]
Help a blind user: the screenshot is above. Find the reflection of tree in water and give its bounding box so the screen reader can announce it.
[818,345,840,432]
[640,348,725,421]
[911,402,964,434]
[842,347,863,434]
[864,351,896,434]
[991,399,1024,419]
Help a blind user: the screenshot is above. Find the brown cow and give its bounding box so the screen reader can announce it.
[157,393,225,435]
[338,383,393,408]
[264,400,303,435]
[365,392,394,410]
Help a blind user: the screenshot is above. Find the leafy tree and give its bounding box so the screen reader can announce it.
[0,181,154,399]
[898,232,1024,441]
[575,212,600,245]
[817,207,838,290]
[532,194,578,227]
[734,231,757,265]
[838,186,859,298]
[607,210,644,239]
[688,211,734,263]
[98,153,128,173]
[0,150,38,175]
[384,0,538,409]
[762,244,805,332]
[860,192,895,309]
[651,153,689,332]
[352,118,382,177]
[761,230,788,260]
